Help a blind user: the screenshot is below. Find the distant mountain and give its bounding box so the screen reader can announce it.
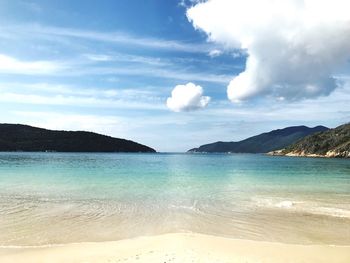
[188,125,329,153]
[270,123,350,158]
[0,124,156,153]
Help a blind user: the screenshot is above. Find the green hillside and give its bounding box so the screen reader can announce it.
[0,124,156,153]
[280,123,350,158]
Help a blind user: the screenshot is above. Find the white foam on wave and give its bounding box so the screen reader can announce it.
[169,200,199,212]
[252,197,350,218]
[253,198,299,209]
[309,207,350,218]
[275,200,295,208]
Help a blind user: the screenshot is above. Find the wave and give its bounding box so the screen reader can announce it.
[252,197,350,218]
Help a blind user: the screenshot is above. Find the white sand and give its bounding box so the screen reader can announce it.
[0,233,349,263]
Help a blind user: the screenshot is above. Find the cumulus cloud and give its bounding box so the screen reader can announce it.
[187,0,350,102]
[167,82,210,112]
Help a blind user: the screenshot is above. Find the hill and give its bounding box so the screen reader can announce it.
[188,125,329,153]
[0,124,156,153]
[271,123,350,158]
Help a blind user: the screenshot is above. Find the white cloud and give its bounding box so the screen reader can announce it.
[0,91,164,110]
[167,82,210,112]
[1,24,212,54]
[83,53,168,66]
[83,54,113,62]
[187,0,350,102]
[0,82,159,100]
[0,54,63,75]
[0,52,231,83]
[12,111,124,135]
[208,49,223,57]
[179,0,206,8]
[68,65,232,84]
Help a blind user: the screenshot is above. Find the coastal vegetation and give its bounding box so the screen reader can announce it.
[0,124,156,153]
[276,123,350,158]
[188,126,328,153]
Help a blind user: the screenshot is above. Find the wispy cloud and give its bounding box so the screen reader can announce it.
[80,53,234,83]
[11,111,127,136]
[0,52,232,83]
[0,82,160,100]
[1,24,212,53]
[208,49,223,58]
[83,53,170,66]
[0,54,64,75]
[69,65,232,83]
[203,82,350,126]
[0,91,165,110]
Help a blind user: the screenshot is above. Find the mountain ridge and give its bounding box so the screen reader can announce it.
[269,123,350,158]
[188,125,329,153]
[0,124,156,153]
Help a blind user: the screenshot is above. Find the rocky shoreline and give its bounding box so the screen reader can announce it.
[267,150,350,158]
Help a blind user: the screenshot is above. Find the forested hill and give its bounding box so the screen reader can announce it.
[188,125,329,153]
[0,124,156,153]
[272,123,350,158]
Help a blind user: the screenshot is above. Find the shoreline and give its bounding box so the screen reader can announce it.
[0,233,349,263]
[266,150,350,158]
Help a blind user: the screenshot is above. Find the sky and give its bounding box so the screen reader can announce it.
[0,0,349,152]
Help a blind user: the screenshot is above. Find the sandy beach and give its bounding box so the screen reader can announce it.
[0,233,349,263]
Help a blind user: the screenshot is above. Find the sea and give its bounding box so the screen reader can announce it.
[0,152,349,246]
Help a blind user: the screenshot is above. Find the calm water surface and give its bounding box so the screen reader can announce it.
[0,152,349,246]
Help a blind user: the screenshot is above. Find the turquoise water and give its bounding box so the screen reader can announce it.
[0,152,349,246]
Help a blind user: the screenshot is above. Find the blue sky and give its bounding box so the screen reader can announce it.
[0,0,349,152]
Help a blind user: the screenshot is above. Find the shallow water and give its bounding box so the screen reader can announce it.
[0,152,349,246]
